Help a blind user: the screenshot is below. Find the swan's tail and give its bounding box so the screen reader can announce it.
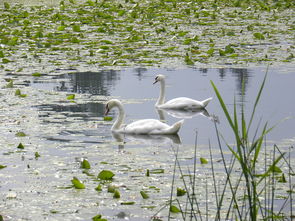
[168,120,184,134]
[201,97,213,108]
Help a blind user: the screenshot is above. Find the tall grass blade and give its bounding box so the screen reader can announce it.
[247,67,268,136]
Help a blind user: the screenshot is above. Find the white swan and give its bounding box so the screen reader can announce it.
[105,99,184,135]
[153,74,212,110]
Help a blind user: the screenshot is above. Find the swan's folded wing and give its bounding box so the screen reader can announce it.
[124,119,169,134]
[161,97,203,109]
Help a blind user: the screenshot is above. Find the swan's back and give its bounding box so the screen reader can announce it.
[158,97,205,109]
[122,119,183,135]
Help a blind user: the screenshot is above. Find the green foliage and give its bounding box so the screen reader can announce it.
[253,32,265,40]
[98,170,115,180]
[107,185,116,193]
[113,189,120,198]
[149,169,164,174]
[95,184,102,191]
[140,191,149,199]
[81,159,91,169]
[170,205,181,213]
[103,116,113,121]
[32,72,42,77]
[5,80,14,88]
[72,25,81,32]
[35,152,41,158]
[0,165,7,169]
[17,143,25,149]
[71,177,85,189]
[92,214,107,221]
[16,132,26,137]
[209,68,288,220]
[67,94,75,100]
[200,157,208,164]
[121,201,135,205]
[176,187,186,196]
[15,89,27,98]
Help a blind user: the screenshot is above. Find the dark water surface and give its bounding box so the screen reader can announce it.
[30,66,295,148]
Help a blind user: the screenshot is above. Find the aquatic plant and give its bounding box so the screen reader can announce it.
[0,0,294,71]
[161,67,294,220]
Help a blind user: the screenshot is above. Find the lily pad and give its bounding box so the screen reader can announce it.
[98,170,115,180]
[140,191,149,199]
[71,177,85,189]
[170,205,181,213]
[200,157,208,164]
[103,116,113,121]
[81,159,91,169]
[17,143,25,149]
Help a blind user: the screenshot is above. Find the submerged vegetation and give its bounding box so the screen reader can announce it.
[0,0,294,72]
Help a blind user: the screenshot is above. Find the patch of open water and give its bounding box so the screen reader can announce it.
[29,66,295,147]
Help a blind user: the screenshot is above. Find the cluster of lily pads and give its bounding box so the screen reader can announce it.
[0,0,294,71]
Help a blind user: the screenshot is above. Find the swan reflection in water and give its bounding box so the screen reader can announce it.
[157,108,219,123]
[111,131,181,150]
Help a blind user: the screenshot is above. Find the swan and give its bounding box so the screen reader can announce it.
[105,99,184,135]
[153,74,213,110]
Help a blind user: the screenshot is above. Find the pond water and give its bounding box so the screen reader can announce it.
[29,66,295,147]
[1,66,295,220]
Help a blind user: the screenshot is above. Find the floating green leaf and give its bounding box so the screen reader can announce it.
[253,32,265,40]
[200,157,208,164]
[113,189,120,198]
[17,143,25,149]
[72,25,81,32]
[170,205,181,213]
[184,54,194,65]
[140,191,149,199]
[2,58,11,64]
[107,185,116,193]
[149,169,164,174]
[15,89,21,96]
[81,159,91,169]
[92,214,107,221]
[71,177,85,189]
[67,94,75,100]
[16,132,26,137]
[103,116,113,121]
[35,152,41,158]
[32,72,42,77]
[121,201,135,205]
[98,170,115,180]
[0,165,7,169]
[95,184,102,192]
[177,187,186,196]
[5,80,13,88]
[4,2,10,10]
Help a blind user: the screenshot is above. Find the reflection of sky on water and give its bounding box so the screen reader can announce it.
[29,67,295,147]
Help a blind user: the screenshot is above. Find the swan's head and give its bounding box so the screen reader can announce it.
[105,99,120,115]
[153,74,165,84]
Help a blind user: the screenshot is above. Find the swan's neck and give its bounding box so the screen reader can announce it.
[112,103,125,131]
[156,79,165,106]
